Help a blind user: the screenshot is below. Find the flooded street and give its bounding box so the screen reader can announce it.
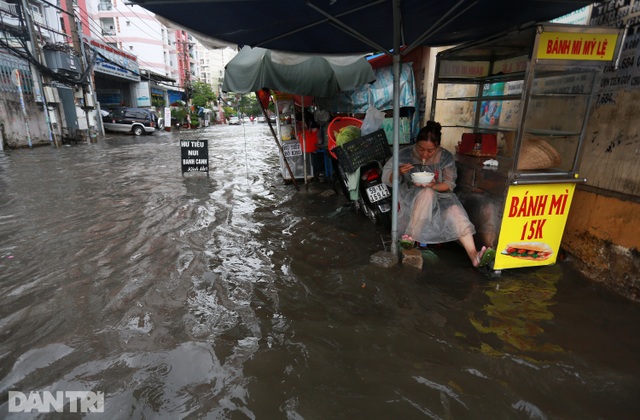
[1,123,639,419]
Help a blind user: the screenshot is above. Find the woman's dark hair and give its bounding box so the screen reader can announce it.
[416,121,442,146]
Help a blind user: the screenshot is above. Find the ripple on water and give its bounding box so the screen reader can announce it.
[1,126,640,418]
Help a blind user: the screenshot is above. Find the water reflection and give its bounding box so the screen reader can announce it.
[470,266,564,357]
[0,125,639,418]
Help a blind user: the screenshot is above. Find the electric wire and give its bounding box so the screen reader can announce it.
[123,3,164,38]
[1,2,188,91]
[74,11,153,73]
[76,4,187,81]
[73,8,162,72]
[111,3,163,43]
[0,5,89,85]
[0,34,96,85]
[38,0,74,17]
[0,7,136,85]
[77,2,199,85]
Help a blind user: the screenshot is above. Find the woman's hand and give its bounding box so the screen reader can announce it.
[390,163,415,183]
[399,163,414,175]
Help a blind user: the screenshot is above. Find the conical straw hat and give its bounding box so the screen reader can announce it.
[517,138,561,170]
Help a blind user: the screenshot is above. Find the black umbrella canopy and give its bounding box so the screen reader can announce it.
[130,0,594,54]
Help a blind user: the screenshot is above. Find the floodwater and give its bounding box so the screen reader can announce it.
[1,123,639,419]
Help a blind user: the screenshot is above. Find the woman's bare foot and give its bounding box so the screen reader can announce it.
[472,246,487,267]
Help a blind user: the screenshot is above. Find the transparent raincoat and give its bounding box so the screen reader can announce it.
[382,145,475,244]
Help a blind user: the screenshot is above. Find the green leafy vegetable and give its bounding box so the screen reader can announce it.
[335,125,361,147]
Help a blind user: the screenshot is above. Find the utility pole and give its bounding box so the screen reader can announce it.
[64,0,93,142]
[20,0,57,147]
[64,0,82,53]
[176,38,193,103]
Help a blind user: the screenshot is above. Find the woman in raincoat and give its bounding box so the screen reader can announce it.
[382,121,492,267]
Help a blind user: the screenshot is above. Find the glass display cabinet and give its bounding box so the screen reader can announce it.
[275,94,314,181]
[431,23,622,270]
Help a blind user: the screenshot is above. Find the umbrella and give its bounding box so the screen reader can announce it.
[134,1,593,55]
[131,0,594,254]
[221,46,376,98]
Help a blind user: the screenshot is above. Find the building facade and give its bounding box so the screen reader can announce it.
[1,0,236,149]
[1,0,97,147]
[87,0,178,109]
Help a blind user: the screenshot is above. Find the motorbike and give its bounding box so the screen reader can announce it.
[332,129,392,226]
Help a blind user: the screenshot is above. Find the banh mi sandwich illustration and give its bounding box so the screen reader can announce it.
[501,242,553,261]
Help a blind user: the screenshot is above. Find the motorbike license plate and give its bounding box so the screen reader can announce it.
[366,183,390,203]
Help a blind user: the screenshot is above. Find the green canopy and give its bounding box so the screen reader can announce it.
[221,46,376,98]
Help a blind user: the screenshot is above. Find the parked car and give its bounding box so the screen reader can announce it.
[228,116,242,125]
[102,107,161,136]
[256,115,266,123]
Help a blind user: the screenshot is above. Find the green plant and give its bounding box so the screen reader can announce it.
[171,108,187,125]
[189,112,200,126]
[191,81,216,108]
[222,106,234,117]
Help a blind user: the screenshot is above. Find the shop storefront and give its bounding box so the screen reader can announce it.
[86,36,140,110]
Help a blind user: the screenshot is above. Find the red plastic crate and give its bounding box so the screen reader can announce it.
[458,133,497,157]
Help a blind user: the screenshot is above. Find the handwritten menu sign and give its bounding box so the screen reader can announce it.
[282,141,302,158]
[181,140,209,174]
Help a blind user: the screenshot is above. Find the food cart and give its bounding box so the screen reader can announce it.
[431,23,622,270]
[274,93,315,181]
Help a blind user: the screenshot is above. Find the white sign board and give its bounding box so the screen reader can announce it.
[136,82,151,107]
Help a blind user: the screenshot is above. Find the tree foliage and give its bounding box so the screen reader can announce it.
[223,92,275,118]
[191,81,217,108]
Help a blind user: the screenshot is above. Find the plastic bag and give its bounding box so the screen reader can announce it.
[361,107,385,136]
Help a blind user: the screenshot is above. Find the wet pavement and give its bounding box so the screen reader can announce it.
[1,123,639,419]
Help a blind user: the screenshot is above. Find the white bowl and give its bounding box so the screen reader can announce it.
[411,171,434,184]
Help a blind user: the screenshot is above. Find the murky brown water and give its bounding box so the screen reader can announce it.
[1,124,639,419]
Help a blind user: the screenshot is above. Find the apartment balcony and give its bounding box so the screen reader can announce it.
[102,28,116,36]
[0,0,19,28]
[0,0,18,15]
[31,10,46,26]
[98,2,113,11]
[0,2,50,31]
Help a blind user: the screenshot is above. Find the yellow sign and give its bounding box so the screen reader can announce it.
[494,183,576,270]
[538,32,618,61]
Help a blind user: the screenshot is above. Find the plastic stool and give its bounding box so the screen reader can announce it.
[312,148,333,180]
